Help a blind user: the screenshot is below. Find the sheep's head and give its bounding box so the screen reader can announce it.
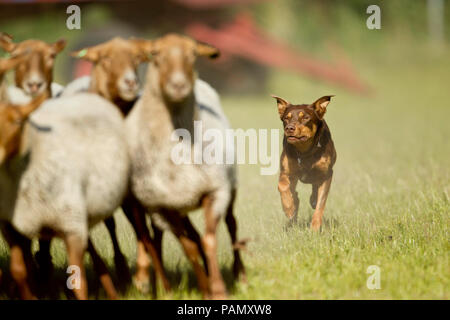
[73,37,151,103]
[0,33,66,97]
[0,92,47,165]
[142,33,220,103]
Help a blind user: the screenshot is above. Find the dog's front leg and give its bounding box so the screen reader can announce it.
[278,151,299,221]
[310,174,333,231]
[278,174,299,221]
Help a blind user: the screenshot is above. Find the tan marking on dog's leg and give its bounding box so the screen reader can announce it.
[278,174,299,220]
[310,174,333,231]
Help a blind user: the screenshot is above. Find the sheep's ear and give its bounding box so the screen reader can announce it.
[130,38,154,61]
[312,95,334,119]
[271,94,290,119]
[196,42,220,59]
[71,45,102,62]
[0,56,21,74]
[0,32,16,52]
[52,39,67,54]
[0,50,30,74]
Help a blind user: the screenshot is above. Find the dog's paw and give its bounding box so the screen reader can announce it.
[310,219,321,231]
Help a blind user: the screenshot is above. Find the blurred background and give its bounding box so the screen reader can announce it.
[0,0,449,95]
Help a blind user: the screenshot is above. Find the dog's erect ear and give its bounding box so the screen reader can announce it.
[0,32,16,52]
[271,94,290,119]
[312,95,334,119]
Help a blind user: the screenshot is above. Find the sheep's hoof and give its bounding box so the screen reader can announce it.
[209,282,228,300]
[209,291,228,300]
[133,276,150,294]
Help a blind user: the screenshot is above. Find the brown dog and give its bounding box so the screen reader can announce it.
[273,94,337,231]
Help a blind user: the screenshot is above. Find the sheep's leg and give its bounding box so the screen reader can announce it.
[64,234,88,300]
[35,239,53,285]
[151,221,163,265]
[149,220,164,297]
[0,224,36,300]
[122,196,151,293]
[163,209,209,298]
[202,195,228,300]
[104,216,131,285]
[125,197,171,294]
[224,188,246,282]
[182,216,209,275]
[87,238,118,300]
[10,243,35,300]
[1,223,35,299]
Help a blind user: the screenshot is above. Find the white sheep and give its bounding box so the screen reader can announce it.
[125,34,246,299]
[0,92,129,299]
[62,37,233,294]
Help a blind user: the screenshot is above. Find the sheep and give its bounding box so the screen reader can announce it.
[0,32,69,287]
[0,92,130,300]
[68,37,146,113]
[0,51,42,299]
[0,33,66,103]
[67,37,172,293]
[125,34,246,299]
[68,37,230,294]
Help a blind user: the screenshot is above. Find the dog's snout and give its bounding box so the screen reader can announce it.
[285,124,295,133]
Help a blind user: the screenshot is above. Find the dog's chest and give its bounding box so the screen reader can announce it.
[296,153,332,183]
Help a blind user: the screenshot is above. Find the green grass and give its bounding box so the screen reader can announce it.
[1,9,449,299]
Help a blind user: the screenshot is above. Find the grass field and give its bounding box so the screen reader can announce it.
[0,39,449,300]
